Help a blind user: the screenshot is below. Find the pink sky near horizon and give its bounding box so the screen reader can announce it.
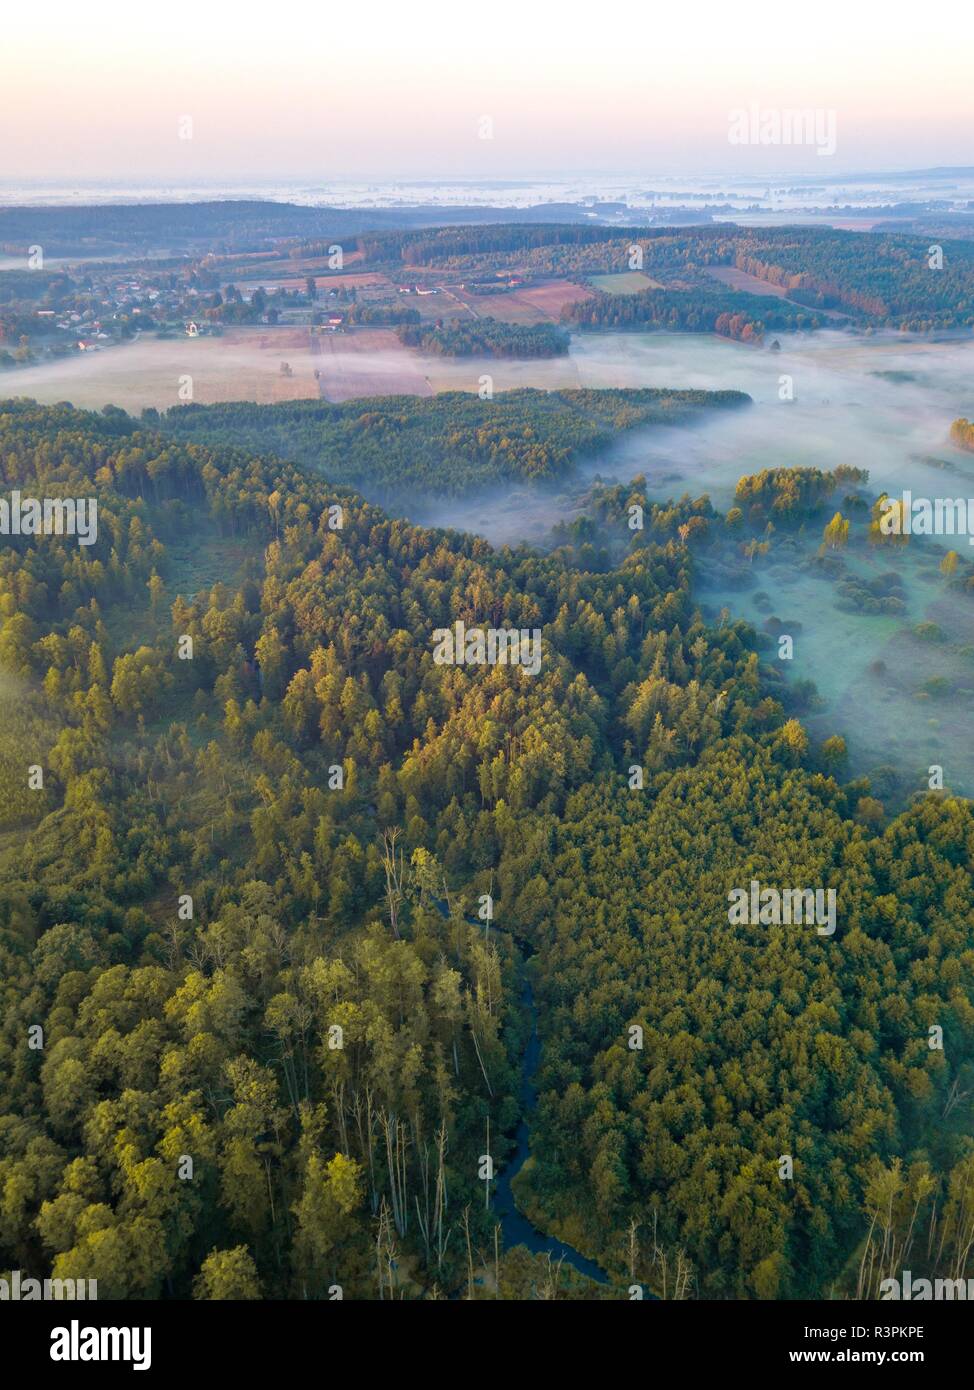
[2,1,972,182]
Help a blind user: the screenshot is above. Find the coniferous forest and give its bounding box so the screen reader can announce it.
[1,393,972,1304]
[8,6,974,1371]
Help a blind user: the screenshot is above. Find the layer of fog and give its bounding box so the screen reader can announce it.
[9,324,974,796]
[412,330,974,798]
[4,334,327,411]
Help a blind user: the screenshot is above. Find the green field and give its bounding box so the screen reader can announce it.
[587,270,663,293]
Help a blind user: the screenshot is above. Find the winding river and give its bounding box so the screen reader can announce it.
[436,900,612,1285]
[492,969,611,1284]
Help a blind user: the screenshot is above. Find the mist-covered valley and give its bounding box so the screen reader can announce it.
[408,329,974,799]
[20,316,971,796]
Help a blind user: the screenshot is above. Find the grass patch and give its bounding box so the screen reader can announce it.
[588,271,663,294]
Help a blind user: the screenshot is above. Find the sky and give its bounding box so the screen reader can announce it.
[2,0,972,184]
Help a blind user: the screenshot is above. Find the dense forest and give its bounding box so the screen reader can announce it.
[396,317,570,359]
[734,465,870,525]
[0,396,972,1301]
[382,224,635,267]
[363,223,727,275]
[567,286,823,342]
[725,228,974,331]
[343,303,422,328]
[158,388,750,506]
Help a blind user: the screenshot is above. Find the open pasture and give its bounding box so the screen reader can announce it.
[311,327,433,401]
[452,278,592,324]
[2,327,323,410]
[587,270,663,293]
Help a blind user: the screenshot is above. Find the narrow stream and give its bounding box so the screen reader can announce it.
[437,899,611,1284]
[492,967,611,1284]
